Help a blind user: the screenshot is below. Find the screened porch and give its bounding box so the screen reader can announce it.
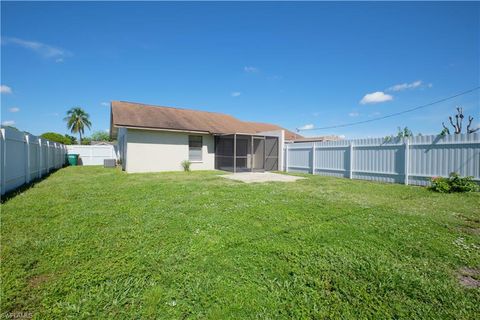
[214,134,279,173]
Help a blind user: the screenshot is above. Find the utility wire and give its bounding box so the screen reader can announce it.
[297,86,480,131]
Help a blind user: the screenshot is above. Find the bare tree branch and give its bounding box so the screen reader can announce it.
[457,107,463,133]
[467,116,480,133]
[442,122,450,135]
[442,106,477,134]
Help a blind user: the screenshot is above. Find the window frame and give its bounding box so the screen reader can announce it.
[188,135,203,162]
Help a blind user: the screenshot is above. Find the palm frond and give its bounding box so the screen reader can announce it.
[64,107,92,136]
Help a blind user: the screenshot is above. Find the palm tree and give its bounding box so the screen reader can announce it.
[64,107,92,144]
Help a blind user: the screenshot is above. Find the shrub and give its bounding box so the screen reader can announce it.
[64,134,77,144]
[90,131,112,142]
[181,160,191,172]
[40,132,72,145]
[430,177,451,193]
[430,173,479,193]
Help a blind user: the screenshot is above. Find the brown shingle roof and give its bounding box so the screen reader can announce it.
[110,101,301,140]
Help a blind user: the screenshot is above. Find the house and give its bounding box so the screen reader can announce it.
[290,135,342,143]
[110,101,301,173]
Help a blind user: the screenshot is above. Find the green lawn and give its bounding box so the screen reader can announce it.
[1,167,479,319]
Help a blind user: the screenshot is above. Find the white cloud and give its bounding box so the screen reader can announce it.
[104,129,110,133]
[2,37,71,61]
[369,111,381,117]
[0,85,12,94]
[100,102,110,107]
[2,120,15,126]
[338,135,346,139]
[298,123,314,130]
[231,92,241,97]
[348,112,359,117]
[387,80,423,92]
[360,91,393,105]
[9,107,20,113]
[244,66,258,73]
[312,112,321,117]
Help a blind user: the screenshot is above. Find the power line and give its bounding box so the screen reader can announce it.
[297,86,480,131]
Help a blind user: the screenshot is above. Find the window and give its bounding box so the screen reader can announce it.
[189,135,203,161]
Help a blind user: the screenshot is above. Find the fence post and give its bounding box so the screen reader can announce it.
[46,140,50,173]
[55,143,59,168]
[1,128,6,195]
[311,142,316,174]
[349,142,354,179]
[404,138,409,185]
[38,138,42,178]
[52,143,55,168]
[25,134,30,184]
[285,143,289,172]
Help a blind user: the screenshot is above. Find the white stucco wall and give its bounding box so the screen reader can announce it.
[124,128,215,173]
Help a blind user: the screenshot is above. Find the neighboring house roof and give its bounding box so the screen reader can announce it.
[90,141,115,145]
[110,101,301,140]
[290,136,342,143]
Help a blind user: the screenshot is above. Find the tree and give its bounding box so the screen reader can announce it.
[442,107,479,135]
[90,130,111,142]
[64,107,92,144]
[81,137,92,145]
[384,126,414,142]
[396,126,413,139]
[64,134,77,144]
[40,132,72,145]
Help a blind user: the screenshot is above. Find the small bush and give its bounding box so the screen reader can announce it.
[430,173,479,193]
[40,132,72,145]
[181,160,191,172]
[90,131,112,142]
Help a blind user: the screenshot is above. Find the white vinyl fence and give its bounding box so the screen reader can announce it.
[66,145,117,166]
[1,127,67,195]
[285,133,480,186]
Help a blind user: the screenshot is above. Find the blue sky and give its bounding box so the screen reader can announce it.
[1,1,479,138]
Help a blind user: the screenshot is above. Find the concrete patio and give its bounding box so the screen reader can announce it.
[220,172,305,183]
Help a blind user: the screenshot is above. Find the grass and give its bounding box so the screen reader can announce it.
[1,166,479,319]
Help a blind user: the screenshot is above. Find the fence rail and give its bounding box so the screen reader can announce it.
[1,127,67,195]
[285,133,480,186]
[66,145,117,166]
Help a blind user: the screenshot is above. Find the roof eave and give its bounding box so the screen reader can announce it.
[113,124,212,135]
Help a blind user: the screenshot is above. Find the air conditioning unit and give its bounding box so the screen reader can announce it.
[104,159,116,168]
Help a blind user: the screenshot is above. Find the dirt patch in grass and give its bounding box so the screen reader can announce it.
[459,226,480,235]
[456,213,480,224]
[28,274,50,288]
[458,267,480,289]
